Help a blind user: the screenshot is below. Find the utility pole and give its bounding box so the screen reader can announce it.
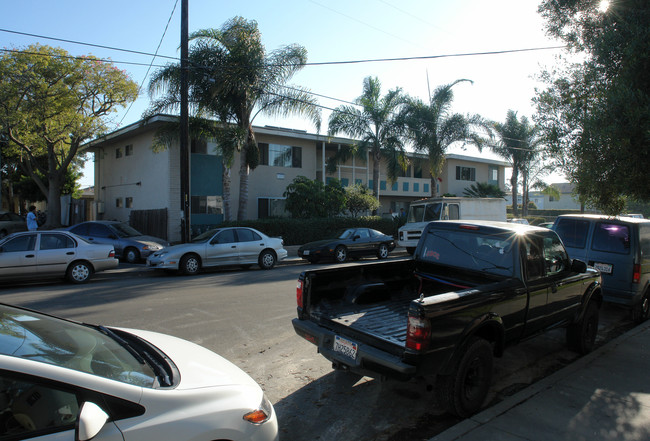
[179,0,190,242]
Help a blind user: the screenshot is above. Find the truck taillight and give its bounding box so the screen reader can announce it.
[297,280,304,308]
[633,264,641,283]
[406,314,430,351]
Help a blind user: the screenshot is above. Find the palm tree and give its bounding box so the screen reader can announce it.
[400,80,489,197]
[462,182,506,198]
[147,16,321,220]
[491,110,542,217]
[327,76,408,208]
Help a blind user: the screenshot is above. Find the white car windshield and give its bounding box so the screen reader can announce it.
[0,305,161,387]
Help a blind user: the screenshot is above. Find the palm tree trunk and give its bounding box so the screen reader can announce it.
[237,147,249,221]
[222,164,231,221]
[511,170,519,218]
[522,169,529,217]
[372,149,380,215]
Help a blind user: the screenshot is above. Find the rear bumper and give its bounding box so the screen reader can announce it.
[602,286,644,306]
[292,318,416,379]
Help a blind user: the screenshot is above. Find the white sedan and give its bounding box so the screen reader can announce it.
[147,227,287,275]
[0,303,279,441]
[0,230,118,283]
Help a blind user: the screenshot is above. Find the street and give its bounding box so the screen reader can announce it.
[0,259,636,441]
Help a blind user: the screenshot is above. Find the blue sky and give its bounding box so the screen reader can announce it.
[2,0,565,186]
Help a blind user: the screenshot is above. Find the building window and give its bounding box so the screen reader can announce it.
[258,198,288,218]
[126,197,133,208]
[414,164,423,179]
[356,179,363,185]
[191,196,223,215]
[115,147,123,159]
[456,166,476,181]
[414,183,420,192]
[191,138,208,154]
[392,182,398,191]
[380,181,387,191]
[115,198,123,208]
[403,182,409,192]
[424,183,430,194]
[259,143,302,168]
[488,166,498,185]
[125,144,134,156]
[341,178,349,187]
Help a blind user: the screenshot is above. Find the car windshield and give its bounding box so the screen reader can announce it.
[419,229,516,277]
[192,229,219,243]
[0,305,159,387]
[338,229,356,239]
[110,223,143,238]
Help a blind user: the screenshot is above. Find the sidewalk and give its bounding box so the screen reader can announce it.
[432,320,650,441]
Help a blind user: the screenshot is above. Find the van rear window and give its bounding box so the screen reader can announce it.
[592,223,630,254]
[555,219,590,249]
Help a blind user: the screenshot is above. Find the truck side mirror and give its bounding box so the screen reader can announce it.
[571,259,588,273]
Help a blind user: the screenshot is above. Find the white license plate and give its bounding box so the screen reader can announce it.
[303,250,310,256]
[334,336,358,360]
[594,262,613,274]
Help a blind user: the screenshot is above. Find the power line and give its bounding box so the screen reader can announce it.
[118,0,179,127]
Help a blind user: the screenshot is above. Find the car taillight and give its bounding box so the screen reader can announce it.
[406,313,430,351]
[296,279,304,308]
[109,250,116,258]
[633,263,641,283]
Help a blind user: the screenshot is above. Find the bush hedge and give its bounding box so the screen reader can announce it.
[218,216,404,245]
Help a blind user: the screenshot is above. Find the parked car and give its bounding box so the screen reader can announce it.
[147,227,287,275]
[66,221,168,263]
[553,214,650,322]
[0,303,279,441]
[0,230,118,283]
[508,218,529,225]
[0,210,27,238]
[297,227,396,263]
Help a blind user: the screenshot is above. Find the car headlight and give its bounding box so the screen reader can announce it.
[143,244,163,251]
[243,395,273,425]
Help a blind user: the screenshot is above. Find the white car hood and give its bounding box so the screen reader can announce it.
[120,328,258,391]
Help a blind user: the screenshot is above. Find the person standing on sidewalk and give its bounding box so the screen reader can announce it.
[26,206,38,231]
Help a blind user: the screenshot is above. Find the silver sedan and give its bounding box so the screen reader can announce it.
[147,227,287,275]
[0,230,118,283]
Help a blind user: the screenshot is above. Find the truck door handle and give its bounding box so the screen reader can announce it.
[231,245,236,248]
[25,254,35,258]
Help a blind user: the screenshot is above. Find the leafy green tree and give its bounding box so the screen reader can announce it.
[148,16,320,221]
[328,76,407,209]
[283,176,345,218]
[344,184,380,217]
[535,0,650,213]
[0,44,138,226]
[400,80,489,197]
[462,182,506,198]
[490,110,540,217]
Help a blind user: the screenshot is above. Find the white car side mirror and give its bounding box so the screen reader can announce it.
[76,402,109,441]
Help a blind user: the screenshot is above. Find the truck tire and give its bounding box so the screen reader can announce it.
[632,292,650,324]
[566,301,599,354]
[437,337,493,418]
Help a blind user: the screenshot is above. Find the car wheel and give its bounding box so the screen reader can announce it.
[180,254,200,275]
[334,246,347,263]
[124,247,140,264]
[566,301,599,354]
[632,292,650,324]
[437,337,493,418]
[259,250,276,270]
[66,261,93,284]
[377,243,389,259]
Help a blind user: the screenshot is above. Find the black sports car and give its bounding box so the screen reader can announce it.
[297,227,396,263]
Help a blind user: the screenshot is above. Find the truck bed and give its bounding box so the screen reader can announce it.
[314,298,410,346]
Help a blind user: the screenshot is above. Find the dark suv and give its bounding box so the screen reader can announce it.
[553,214,650,322]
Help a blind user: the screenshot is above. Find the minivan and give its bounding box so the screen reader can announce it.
[553,214,650,322]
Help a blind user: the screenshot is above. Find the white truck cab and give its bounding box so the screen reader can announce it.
[397,197,507,254]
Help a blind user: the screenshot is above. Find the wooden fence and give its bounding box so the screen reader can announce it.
[129,208,168,240]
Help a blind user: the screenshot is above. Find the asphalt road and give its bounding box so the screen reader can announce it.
[0,259,636,441]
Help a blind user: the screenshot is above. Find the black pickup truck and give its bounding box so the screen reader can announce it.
[292,220,602,417]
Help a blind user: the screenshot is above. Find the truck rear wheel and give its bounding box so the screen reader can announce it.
[566,301,599,354]
[437,337,493,418]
